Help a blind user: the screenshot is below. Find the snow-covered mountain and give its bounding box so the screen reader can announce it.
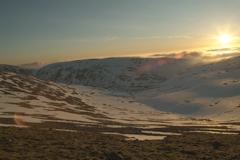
[135,56,240,120]
[34,57,194,91]
[0,64,34,76]
[0,55,239,121]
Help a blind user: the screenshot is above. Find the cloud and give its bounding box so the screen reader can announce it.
[19,62,44,69]
[150,53,176,57]
[19,60,59,69]
[173,51,203,60]
[150,47,239,66]
[167,35,192,39]
[104,36,118,41]
[77,36,118,42]
[150,51,201,58]
[207,47,240,52]
[129,35,192,40]
[48,36,119,43]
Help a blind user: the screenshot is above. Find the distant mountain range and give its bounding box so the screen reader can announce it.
[0,64,33,76]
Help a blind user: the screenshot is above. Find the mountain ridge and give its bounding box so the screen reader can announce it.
[0,56,240,120]
[1,57,199,91]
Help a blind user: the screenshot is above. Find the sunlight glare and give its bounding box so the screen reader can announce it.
[218,34,231,44]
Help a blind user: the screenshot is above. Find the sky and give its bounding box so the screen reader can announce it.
[1,0,240,65]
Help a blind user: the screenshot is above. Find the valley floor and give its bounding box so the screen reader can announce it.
[1,125,240,160]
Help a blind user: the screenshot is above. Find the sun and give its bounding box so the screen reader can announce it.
[218,34,231,44]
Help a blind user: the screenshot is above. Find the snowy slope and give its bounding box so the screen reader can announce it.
[34,57,191,91]
[135,56,240,120]
[0,55,239,121]
[0,70,181,127]
[2,70,240,139]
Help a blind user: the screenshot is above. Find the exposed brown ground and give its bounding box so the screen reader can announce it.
[1,125,240,160]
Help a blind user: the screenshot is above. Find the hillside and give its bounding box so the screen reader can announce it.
[33,57,197,91]
[0,64,34,76]
[135,56,240,120]
[33,56,240,120]
[0,56,239,121]
[0,70,181,128]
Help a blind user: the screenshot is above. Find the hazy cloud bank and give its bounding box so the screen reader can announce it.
[19,60,59,69]
[150,46,239,64]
